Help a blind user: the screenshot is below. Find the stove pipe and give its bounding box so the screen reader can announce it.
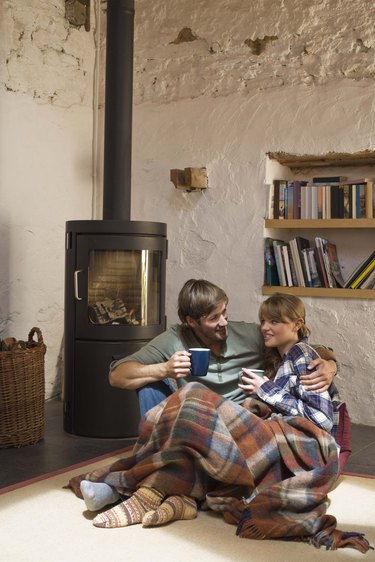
[102,0,135,221]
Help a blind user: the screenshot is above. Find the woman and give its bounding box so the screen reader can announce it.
[68,294,370,553]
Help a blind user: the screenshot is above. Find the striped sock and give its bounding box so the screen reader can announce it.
[93,487,164,528]
[142,495,197,527]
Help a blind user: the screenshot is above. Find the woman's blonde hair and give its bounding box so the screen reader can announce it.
[259,293,310,378]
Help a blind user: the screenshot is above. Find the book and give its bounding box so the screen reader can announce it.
[357,184,366,218]
[264,237,280,286]
[278,180,287,219]
[287,244,298,286]
[272,239,287,286]
[351,184,357,218]
[286,182,294,219]
[306,248,322,287]
[295,236,312,286]
[282,245,293,286]
[266,183,274,219]
[343,184,351,219]
[330,185,340,218]
[273,179,280,220]
[365,180,374,218]
[311,186,318,219]
[326,242,345,287]
[313,176,347,183]
[301,248,313,287]
[321,238,337,287]
[314,246,329,287]
[344,250,375,288]
[304,184,312,219]
[350,258,375,289]
[324,185,331,219]
[291,180,306,219]
[315,237,336,287]
[317,185,324,219]
[289,238,305,286]
[360,267,375,289]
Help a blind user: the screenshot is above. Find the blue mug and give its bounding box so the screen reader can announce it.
[188,348,211,377]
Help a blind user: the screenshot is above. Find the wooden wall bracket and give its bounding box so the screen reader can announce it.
[170,167,208,192]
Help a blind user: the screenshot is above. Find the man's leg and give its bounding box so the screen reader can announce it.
[136,379,175,417]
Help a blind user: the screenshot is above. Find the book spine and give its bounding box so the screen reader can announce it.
[286,183,294,219]
[351,184,357,218]
[293,181,301,219]
[273,180,280,220]
[290,238,305,286]
[278,181,286,219]
[365,181,373,219]
[267,183,274,220]
[350,259,375,289]
[317,186,323,219]
[311,186,318,219]
[273,241,287,286]
[301,248,313,287]
[343,184,351,219]
[282,245,293,286]
[307,248,322,287]
[314,238,329,288]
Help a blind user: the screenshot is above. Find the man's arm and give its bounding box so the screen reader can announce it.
[300,346,337,392]
[109,351,191,390]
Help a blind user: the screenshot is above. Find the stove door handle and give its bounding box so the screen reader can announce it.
[74,269,83,301]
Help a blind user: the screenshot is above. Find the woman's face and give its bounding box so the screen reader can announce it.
[260,315,302,356]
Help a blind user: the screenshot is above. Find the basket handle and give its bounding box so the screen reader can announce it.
[28,327,44,346]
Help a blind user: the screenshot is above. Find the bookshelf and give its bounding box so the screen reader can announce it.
[263,151,375,299]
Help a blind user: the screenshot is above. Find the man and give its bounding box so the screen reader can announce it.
[109,279,337,416]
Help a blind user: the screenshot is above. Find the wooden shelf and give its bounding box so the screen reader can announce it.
[265,219,375,229]
[262,286,375,299]
[267,150,375,169]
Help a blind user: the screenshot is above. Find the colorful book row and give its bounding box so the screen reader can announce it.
[267,177,375,220]
[264,237,375,290]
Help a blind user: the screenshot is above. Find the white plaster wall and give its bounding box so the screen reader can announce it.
[0,1,94,397]
[0,0,374,425]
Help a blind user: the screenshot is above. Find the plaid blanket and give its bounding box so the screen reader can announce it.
[68,382,370,552]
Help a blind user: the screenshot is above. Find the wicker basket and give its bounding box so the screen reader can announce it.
[0,327,46,448]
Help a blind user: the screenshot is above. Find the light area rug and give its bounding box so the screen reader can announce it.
[0,452,374,562]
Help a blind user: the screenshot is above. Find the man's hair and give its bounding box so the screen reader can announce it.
[177,279,228,324]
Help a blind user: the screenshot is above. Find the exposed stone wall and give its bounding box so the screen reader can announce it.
[1,1,94,106]
[133,0,375,104]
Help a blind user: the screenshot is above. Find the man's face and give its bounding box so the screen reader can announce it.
[187,301,228,346]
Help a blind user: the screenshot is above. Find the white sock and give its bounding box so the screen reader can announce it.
[80,480,120,511]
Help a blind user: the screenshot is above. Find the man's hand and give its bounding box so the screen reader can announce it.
[300,358,336,392]
[166,351,191,379]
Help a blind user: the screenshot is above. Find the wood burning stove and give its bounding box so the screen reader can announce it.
[63,0,168,437]
[63,220,167,437]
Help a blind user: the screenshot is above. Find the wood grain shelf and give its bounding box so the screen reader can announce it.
[267,150,375,169]
[265,219,375,229]
[262,286,375,299]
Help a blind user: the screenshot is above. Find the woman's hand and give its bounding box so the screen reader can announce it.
[238,368,268,394]
[300,358,336,392]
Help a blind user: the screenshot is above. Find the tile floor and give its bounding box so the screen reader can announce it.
[1,399,374,489]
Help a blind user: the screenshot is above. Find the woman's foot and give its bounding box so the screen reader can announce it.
[93,487,164,528]
[142,495,197,527]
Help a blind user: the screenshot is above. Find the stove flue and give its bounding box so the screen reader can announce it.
[63,0,168,438]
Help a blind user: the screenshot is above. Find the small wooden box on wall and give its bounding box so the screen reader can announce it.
[170,167,208,192]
